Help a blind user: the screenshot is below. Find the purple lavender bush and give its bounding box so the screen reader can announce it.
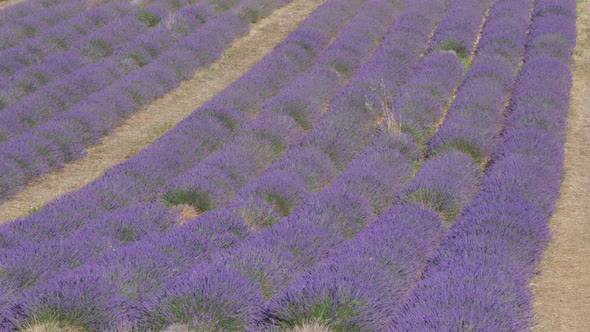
[428,0,492,59]
[0,0,384,327]
[262,204,443,331]
[388,0,576,329]
[0,0,365,236]
[0,7,248,202]
[0,0,577,329]
[143,263,266,331]
[0,0,87,52]
[0,0,373,203]
[398,150,481,222]
[5,266,127,331]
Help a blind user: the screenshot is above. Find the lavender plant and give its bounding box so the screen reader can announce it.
[388,0,576,329]
[260,0,547,329]
[0,0,576,329]
[0,0,376,203]
[2,0,424,326]
[0,0,88,52]
[129,0,467,329]
[0,4,247,201]
[0,0,388,326]
[263,204,444,331]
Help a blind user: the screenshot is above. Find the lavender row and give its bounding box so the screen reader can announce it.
[0,0,394,318]
[0,0,132,82]
[0,0,88,52]
[0,1,159,108]
[0,0,69,28]
[0,0,368,243]
[515,1,576,140]
[0,3,252,201]
[427,0,490,59]
[0,0,187,131]
[2,0,370,247]
[262,152,478,331]
[429,0,535,165]
[260,0,546,329]
[160,0,400,224]
[526,0,577,63]
[390,0,494,151]
[112,0,462,329]
[389,0,576,330]
[0,0,369,297]
[0,0,462,326]
[0,0,400,327]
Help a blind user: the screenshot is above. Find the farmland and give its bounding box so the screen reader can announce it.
[0,0,587,331]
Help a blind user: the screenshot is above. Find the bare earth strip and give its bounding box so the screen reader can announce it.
[0,0,323,223]
[0,0,24,10]
[532,0,590,330]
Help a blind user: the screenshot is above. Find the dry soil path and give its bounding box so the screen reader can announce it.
[0,0,323,223]
[531,1,590,330]
[0,0,24,9]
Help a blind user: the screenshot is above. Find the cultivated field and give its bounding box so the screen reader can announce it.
[0,0,587,330]
[532,0,590,331]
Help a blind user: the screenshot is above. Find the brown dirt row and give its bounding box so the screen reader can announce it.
[531,0,590,330]
[0,0,323,223]
[0,0,23,9]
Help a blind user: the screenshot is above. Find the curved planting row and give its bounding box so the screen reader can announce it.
[0,0,367,246]
[0,0,209,126]
[0,0,296,202]
[258,0,543,329]
[0,0,575,330]
[0,0,132,82]
[160,0,400,228]
[0,0,374,327]
[0,0,294,105]
[0,0,71,28]
[0,0,436,329]
[0,0,91,52]
[0,0,477,329]
[429,0,534,165]
[389,0,576,330]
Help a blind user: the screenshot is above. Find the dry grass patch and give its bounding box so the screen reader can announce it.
[171,203,200,224]
[21,323,82,332]
[162,323,190,332]
[290,321,333,332]
[0,0,24,9]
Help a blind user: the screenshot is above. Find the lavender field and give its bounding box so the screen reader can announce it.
[0,0,579,330]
